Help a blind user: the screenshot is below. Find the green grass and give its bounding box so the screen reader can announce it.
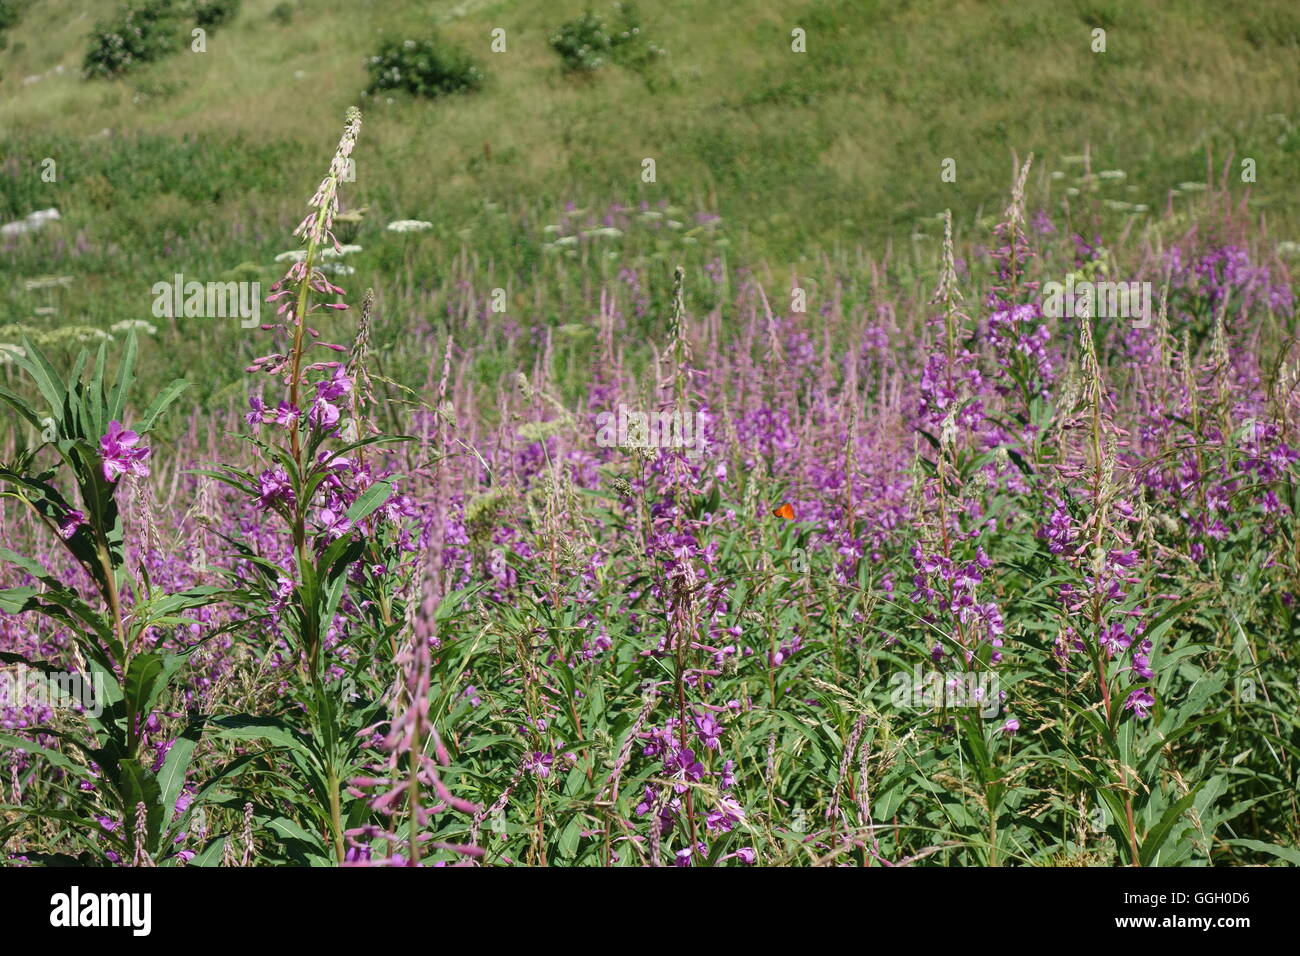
[0,0,1297,404]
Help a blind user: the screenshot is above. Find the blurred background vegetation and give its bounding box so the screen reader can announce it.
[1,0,1297,409]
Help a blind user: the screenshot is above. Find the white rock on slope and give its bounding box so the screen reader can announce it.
[1,208,61,237]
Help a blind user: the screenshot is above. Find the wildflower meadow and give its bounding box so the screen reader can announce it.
[0,0,1298,911]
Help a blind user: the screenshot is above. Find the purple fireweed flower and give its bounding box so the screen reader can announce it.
[256,468,294,511]
[345,844,371,864]
[245,395,266,431]
[770,634,803,667]
[674,844,706,867]
[269,576,295,614]
[315,366,353,401]
[524,752,554,778]
[99,420,150,482]
[308,396,341,431]
[719,759,736,789]
[635,786,657,816]
[1131,653,1154,680]
[272,401,301,428]
[317,507,351,539]
[664,748,704,794]
[1099,622,1133,658]
[693,711,722,750]
[1125,688,1155,719]
[1042,501,1076,554]
[706,795,745,833]
[57,509,85,539]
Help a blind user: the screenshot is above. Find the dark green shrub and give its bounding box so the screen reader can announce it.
[0,0,27,50]
[549,10,611,72]
[83,0,185,79]
[549,2,664,74]
[190,0,240,29]
[364,36,484,99]
[0,0,24,32]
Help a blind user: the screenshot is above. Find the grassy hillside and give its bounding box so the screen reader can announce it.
[5,0,1299,244]
[1,0,1298,405]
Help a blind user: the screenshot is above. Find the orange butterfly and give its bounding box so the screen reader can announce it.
[772,502,795,520]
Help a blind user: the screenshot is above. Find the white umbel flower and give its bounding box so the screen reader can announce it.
[110,320,158,335]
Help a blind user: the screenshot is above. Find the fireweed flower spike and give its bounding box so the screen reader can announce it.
[210,105,455,867]
[257,107,362,428]
[345,626,481,866]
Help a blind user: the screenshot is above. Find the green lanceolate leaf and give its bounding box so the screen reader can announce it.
[211,715,316,759]
[159,719,205,831]
[1138,789,1200,867]
[139,378,191,432]
[345,479,393,524]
